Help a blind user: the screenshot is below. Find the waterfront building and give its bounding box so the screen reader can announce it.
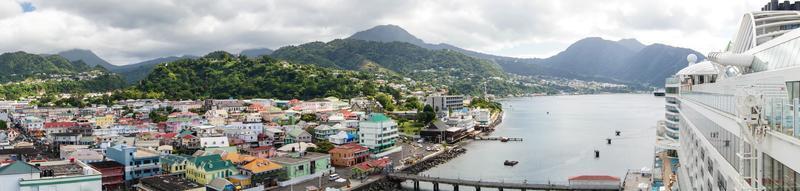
[671,5,800,190]
[105,144,161,181]
[357,113,400,155]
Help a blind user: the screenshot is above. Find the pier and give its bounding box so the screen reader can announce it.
[388,173,621,191]
[473,137,523,141]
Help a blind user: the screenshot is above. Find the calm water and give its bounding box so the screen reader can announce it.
[404,94,664,190]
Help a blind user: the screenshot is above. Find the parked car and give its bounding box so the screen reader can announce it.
[328,174,340,181]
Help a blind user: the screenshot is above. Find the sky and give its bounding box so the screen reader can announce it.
[0,0,766,65]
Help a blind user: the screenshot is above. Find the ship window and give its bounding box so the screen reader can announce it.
[787,81,800,102]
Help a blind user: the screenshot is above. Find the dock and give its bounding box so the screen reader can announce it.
[388,173,620,191]
[473,137,523,141]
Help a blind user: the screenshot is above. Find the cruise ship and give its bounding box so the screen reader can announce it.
[669,1,800,190]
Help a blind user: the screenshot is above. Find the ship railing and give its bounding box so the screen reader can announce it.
[680,92,737,115]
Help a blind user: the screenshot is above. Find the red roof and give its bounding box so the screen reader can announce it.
[568,175,620,181]
[329,143,368,154]
[248,146,274,151]
[159,132,178,139]
[182,134,196,139]
[43,122,79,128]
[353,157,392,171]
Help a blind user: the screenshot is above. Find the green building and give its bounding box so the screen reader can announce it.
[270,152,332,186]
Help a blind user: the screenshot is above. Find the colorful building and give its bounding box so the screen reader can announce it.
[88,161,125,191]
[240,158,285,187]
[106,144,162,180]
[271,152,332,186]
[328,143,369,167]
[185,154,238,185]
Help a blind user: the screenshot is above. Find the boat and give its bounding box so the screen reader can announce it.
[500,137,510,142]
[504,160,518,166]
[652,88,666,96]
[660,2,800,190]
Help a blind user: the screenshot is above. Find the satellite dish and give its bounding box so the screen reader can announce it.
[687,54,698,65]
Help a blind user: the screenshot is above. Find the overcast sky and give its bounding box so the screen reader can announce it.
[0,0,766,65]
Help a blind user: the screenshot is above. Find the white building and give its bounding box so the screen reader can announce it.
[358,113,399,156]
[0,160,103,191]
[425,95,465,112]
[199,136,229,148]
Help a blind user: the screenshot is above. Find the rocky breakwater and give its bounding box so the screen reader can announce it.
[353,147,468,191]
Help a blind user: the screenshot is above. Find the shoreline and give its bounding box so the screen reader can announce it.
[348,111,505,191]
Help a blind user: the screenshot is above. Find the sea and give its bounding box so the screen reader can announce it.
[402,94,665,190]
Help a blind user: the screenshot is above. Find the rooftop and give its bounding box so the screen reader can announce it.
[271,152,329,164]
[88,161,124,169]
[139,175,203,191]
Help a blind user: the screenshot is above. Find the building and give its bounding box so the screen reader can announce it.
[328,130,357,145]
[351,157,393,179]
[15,160,103,191]
[105,144,162,181]
[329,143,369,167]
[199,136,229,148]
[358,113,400,155]
[88,161,125,191]
[420,120,467,144]
[240,158,285,187]
[425,95,464,111]
[160,154,189,176]
[271,152,332,186]
[185,154,238,185]
[285,127,312,144]
[670,6,800,190]
[567,175,621,190]
[243,146,276,159]
[137,175,204,191]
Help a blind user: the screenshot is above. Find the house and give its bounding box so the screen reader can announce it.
[42,121,79,135]
[93,114,115,128]
[206,177,235,191]
[137,175,204,191]
[88,161,125,191]
[358,113,400,155]
[106,144,162,180]
[313,124,345,141]
[240,158,285,187]
[351,157,393,179]
[21,116,44,131]
[243,146,276,159]
[199,136,229,148]
[0,161,41,191]
[204,109,229,127]
[271,152,332,186]
[185,154,238,185]
[51,132,82,145]
[263,127,285,147]
[328,131,358,145]
[328,143,369,167]
[160,154,189,176]
[285,127,312,144]
[63,148,104,163]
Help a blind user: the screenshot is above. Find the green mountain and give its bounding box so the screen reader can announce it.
[239,48,274,58]
[0,51,94,83]
[270,39,528,95]
[136,51,383,100]
[57,49,119,70]
[115,55,198,84]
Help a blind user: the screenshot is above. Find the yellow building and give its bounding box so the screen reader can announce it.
[185,154,238,185]
[94,114,115,128]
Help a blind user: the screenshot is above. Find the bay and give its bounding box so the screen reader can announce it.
[404,94,664,190]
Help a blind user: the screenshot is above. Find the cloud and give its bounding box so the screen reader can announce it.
[0,0,769,64]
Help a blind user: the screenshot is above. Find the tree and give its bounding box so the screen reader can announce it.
[149,111,168,123]
[374,93,396,111]
[403,97,423,111]
[0,120,7,130]
[300,114,317,122]
[417,105,436,124]
[308,140,335,153]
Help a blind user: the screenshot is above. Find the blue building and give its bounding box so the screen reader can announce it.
[106,144,162,180]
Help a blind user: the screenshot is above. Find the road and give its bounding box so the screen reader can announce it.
[271,141,440,191]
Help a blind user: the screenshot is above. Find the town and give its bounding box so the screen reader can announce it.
[0,94,502,191]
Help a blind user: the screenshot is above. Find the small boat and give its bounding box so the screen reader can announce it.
[504,160,519,166]
[500,137,510,142]
[653,88,666,96]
